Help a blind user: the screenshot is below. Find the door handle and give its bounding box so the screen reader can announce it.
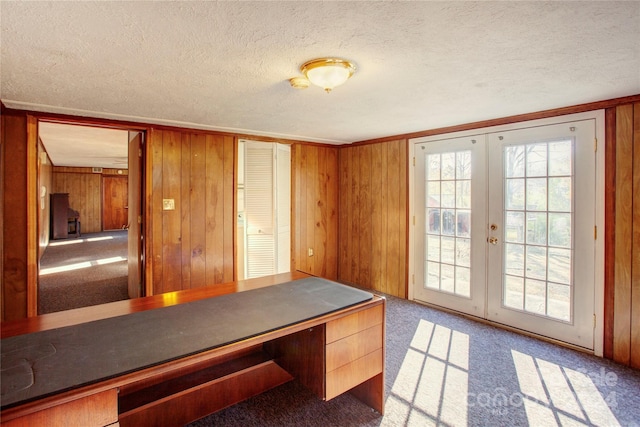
[488,237,498,245]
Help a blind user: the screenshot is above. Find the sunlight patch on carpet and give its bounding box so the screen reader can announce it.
[512,349,620,426]
[389,319,469,425]
[48,235,114,247]
[40,256,126,275]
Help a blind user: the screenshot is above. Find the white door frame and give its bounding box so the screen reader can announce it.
[408,110,605,356]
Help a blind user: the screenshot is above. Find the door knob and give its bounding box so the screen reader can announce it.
[488,237,498,245]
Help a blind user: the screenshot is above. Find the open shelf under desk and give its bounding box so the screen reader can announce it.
[118,345,294,427]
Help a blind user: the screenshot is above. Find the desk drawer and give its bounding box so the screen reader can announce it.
[2,388,118,427]
[325,303,384,401]
[326,323,383,372]
[326,304,383,344]
[325,348,383,400]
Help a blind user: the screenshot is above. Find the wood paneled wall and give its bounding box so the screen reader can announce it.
[606,102,640,368]
[37,140,52,259]
[52,167,128,234]
[337,140,408,298]
[2,113,29,320]
[292,144,339,280]
[1,113,37,320]
[52,168,101,233]
[147,130,235,295]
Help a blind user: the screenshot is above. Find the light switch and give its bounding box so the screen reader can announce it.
[163,199,175,210]
[308,248,314,257]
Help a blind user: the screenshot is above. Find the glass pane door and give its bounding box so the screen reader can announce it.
[486,121,595,349]
[414,136,486,318]
[501,141,573,320]
[412,118,597,350]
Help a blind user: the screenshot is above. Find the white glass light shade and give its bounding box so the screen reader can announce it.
[300,58,356,93]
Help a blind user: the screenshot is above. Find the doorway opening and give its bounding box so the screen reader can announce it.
[36,121,144,314]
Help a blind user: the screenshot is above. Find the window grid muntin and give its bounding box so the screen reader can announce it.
[424,151,472,298]
[502,139,574,322]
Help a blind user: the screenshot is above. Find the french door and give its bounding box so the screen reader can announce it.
[414,135,487,318]
[413,119,597,349]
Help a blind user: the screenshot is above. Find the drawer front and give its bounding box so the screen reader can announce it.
[325,348,383,400]
[326,323,383,372]
[1,388,118,427]
[326,304,383,344]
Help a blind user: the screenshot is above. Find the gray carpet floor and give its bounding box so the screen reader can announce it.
[189,294,640,427]
[38,230,129,314]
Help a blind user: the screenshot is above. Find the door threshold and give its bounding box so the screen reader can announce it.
[412,298,594,356]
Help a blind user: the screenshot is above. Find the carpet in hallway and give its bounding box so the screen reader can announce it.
[38,230,129,314]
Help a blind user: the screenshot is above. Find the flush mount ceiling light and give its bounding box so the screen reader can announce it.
[290,58,356,93]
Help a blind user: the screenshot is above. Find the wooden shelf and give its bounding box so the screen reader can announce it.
[118,347,293,427]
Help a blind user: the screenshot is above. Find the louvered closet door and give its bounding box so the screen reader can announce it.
[244,141,275,278]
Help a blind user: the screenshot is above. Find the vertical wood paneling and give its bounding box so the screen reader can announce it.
[296,145,308,274]
[87,171,99,229]
[45,165,124,248]
[306,146,318,275]
[398,140,408,297]
[204,135,217,286]
[162,131,182,293]
[350,146,361,284]
[337,140,408,298]
[358,145,372,287]
[147,130,234,295]
[206,135,223,284]
[26,116,38,317]
[28,117,41,317]
[189,134,207,288]
[52,170,102,233]
[150,130,164,294]
[292,144,338,280]
[223,136,235,283]
[325,147,339,280]
[386,141,402,297]
[315,147,326,277]
[38,140,52,260]
[370,143,387,294]
[337,149,350,283]
[613,104,633,365]
[604,108,616,360]
[293,145,309,271]
[608,102,640,367]
[102,176,128,230]
[180,133,192,289]
[631,103,640,369]
[2,113,28,320]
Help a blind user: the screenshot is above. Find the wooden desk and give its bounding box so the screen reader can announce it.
[0,273,385,426]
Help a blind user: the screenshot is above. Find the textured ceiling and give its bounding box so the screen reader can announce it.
[2,1,639,146]
[38,122,129,169]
